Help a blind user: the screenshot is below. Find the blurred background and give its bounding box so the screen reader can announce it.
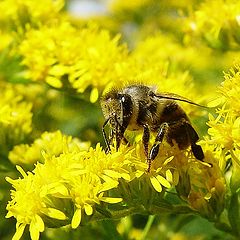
[1,0,240,239]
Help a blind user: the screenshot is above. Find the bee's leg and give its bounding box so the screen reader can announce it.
[116,123,126,151]
[102,118,111,153]
[122,136,129,145]
[109,129,114,145]
[185,122,204,161]
[114,115,124,151]
[148,123,169,172]
[115,129,128,149]
[142,124,150,158]
[116,128,123,151]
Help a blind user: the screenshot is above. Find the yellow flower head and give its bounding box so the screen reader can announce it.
[220,66,240,114]
[186,0,240,48]
[6,166,67,240]
[204,64,240,194]
[187,150,225,218]
[69,173,122,229]
[0,0,64,31]
[0,30,12,51]
[0,84,32,150]
[9,130,90,165]
[206,65,240,157]
[19,22,127,102]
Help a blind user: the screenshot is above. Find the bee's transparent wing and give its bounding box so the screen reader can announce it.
[153,92,207,108]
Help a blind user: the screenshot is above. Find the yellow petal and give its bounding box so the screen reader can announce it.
[35,215,44,232]
[48,64,68,76]
[5,211,13,218]
[163,156,174,166]
[5,176,15,185]
[41,208,67,220]
[135,170,144,178]
[104,181,120,191]
[45,208,67,220]
[90,87,99,103]
[71,208,82,229]
[150,176,162,192]
[103,169,122,178]
[207,97,222,108]
[46,183,69,197]
[156,175,171,188]
[121,173,131,181]
[45,76,63,88]
[84,204,93,215]
[100,197,122,203]
[16,165,27,178]
[12,223,26,240]
[173,170,180,185]
[29,221,40,240]
[166,170,173,183]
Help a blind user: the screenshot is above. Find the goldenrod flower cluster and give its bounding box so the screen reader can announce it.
[8,130,90,165]
[185,0,240,49]
[0,84,32,154]
[7,135,219,240]
[0,0,64,31]
[0,0,240,240]
[204,65,240,192]
[6,144,126,240]
[19,22,127,102]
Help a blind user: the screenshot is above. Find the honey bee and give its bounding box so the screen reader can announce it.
[100,84,205,172]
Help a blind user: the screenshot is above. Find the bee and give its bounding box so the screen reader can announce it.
[100,84,205,172]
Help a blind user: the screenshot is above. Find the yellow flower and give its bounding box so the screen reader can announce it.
[205,65,240,175]
[187,151,225,219]
[70,173,122,229]
[6,166,67,240]
[9,130,90,165]
[19,22,127,102]
[186,0,240,48]
[0,30,12,51]
[207,112,240,150]
[7,123,225,239]
[0,0,64,31]
[82,144,133,181]
[0,84,32,150]
[220,66,240,114]
[6,143,126,239]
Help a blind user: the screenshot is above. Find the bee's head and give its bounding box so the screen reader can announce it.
[100,90,123,127]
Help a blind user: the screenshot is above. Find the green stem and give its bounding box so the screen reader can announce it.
[91,205,147,222]
[140,215,155,240]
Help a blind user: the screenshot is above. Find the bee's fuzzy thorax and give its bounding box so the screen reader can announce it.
[101,84,205,171]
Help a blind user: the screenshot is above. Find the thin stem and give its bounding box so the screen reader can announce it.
[91,205,146,222]
[139,215,155,240]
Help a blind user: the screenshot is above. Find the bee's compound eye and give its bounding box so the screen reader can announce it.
[117,94,125,103]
